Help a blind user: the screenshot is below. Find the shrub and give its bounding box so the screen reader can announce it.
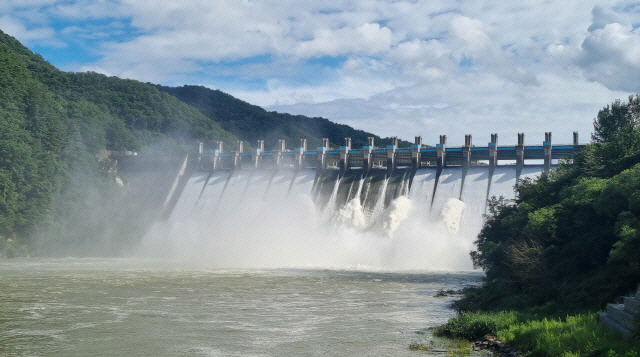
[432,311,518,340]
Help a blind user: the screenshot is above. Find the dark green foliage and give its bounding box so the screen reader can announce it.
[434,288,458,297]
[432,311,519,340]
[0,29,241,255]
[461,96,640,313]
[0,38,66,243]
[155,84,408,149]
[48,73,237,149]
[592,96,639,144]
[0,30,238,153]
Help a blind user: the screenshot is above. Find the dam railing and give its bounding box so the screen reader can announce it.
[197,132,584,177]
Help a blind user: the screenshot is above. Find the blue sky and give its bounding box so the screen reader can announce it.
[1,1,639,145]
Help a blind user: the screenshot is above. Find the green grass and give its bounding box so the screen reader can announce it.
[498,314,639,357]
[409,338,476,356]
[434,312,640,357]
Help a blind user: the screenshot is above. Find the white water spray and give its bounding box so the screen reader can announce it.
[140,167,542,270]
[323,174,342,219]
[440,198,465,234]
[336,175,367,229]
[381,195,412,237]
[368,174,389,221]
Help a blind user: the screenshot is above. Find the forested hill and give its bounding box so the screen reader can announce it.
[155,84,404,149]
[1,29,237,256]
[0,30,237,153]
[0,27,397,151]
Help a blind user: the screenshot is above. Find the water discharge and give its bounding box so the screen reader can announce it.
[141,166,543,270]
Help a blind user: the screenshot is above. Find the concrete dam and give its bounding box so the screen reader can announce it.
[138,132,583,270]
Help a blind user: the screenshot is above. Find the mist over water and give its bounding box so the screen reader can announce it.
[140,166,542,270]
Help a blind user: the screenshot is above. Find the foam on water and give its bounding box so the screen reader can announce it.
[440,198,465,234]
[380,195,411,237]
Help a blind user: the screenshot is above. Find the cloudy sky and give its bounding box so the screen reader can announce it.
[1,1,639,145]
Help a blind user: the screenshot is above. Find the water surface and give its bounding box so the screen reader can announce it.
[0,258,481,356]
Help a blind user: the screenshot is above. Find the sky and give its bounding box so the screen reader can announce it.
[1,1,639,145]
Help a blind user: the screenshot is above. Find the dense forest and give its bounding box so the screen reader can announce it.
[459,95,640,312]
[0,29,393,256]
[155,84,407,149]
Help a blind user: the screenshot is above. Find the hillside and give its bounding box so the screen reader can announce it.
[0,30,198,255]
[0,31,237,153]
[155,84,408,149]
[0,30,398,153]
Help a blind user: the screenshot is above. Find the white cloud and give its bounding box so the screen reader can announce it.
[450,16,489,51]
[52,1,129,19]
[577,22,640,91]
[281,22,393,58]
[1,1,638,145]
[387,39,451,80]
[587,5,625,32]
[0,15,58,44]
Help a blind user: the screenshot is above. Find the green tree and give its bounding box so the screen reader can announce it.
[460,96,640,312]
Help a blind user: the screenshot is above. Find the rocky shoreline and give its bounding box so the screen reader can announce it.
[409,334,521,356]
[471,335,520,356]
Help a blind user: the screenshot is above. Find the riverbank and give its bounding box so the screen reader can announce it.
[433,311,640,356]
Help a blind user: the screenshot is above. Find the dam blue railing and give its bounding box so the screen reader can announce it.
[197,132,583,176]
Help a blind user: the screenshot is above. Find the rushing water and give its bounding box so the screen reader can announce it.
[142,166,541,270]
[0,258,481,356]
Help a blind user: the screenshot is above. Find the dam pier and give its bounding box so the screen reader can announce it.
[198,132,583,181]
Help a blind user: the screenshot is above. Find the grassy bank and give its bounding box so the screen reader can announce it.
[433,311,640,356]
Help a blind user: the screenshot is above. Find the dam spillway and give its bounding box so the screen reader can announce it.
[140,132,583,270]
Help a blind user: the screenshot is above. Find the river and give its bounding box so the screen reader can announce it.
[0,258,481,356]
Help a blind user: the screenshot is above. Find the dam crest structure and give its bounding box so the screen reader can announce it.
[200,132,580,172]
[182,132,583,213]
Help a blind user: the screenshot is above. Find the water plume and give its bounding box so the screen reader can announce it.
[440,198,465,234]
[139,167,542,271]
